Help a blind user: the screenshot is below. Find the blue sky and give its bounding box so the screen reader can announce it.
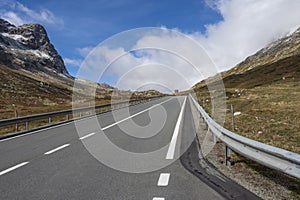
[1,0,300,91]
[0,0,222,76]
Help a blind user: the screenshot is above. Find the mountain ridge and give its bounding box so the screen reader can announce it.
[193,27,300,89]
[225,27,300,77]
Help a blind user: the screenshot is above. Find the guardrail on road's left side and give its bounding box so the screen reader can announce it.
[0,96,162,137]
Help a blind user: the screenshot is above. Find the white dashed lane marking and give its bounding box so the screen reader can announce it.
[79,132,96,140]
[101,98,173,131]
[0,162,29,176]
[44,144,70,155]
[157,173,170,186]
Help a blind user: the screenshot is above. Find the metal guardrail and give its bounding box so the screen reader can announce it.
[0,96,161,133]
[189,94,300,179]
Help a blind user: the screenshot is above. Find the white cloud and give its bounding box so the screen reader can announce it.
[76,0,300,92]
[63,58,82,67]
[76,47,94,57]
[77,29,215,93]
[1,11,25,26]
[197,0,300,71]
[63,47,95,69]
[0,1,63,26]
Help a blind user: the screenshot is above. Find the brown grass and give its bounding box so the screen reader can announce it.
[192,55,300,198]
[193,55,300,154]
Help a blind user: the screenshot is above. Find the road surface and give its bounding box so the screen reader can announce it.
[0,96,259,199]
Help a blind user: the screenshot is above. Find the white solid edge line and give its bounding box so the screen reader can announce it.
[101,97,174,131]
[157,173,170,186]
[166,96,187,159]
[0,97,172,143]
[79,132,96,140]
[44,144,70,155]
[0,162,29,176]
[153,198,165,200]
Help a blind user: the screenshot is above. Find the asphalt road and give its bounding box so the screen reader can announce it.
[0,96,259,199]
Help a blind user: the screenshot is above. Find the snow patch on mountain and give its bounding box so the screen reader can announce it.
[1,32,29,42]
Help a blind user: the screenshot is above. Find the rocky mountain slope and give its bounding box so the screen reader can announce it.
[0,19,69,77]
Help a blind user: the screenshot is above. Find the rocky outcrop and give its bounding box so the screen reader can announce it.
[0,18,70,77]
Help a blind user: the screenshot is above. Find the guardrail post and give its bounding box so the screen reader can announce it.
[48,117,52,124]
[231,104,235,131]
[212,132,216,143]
[79,112,82,118]
[25,121,29,130]
[66,114,69,121]
[15,110,18,132]
[225,145,232,166]
[204,122,208,130]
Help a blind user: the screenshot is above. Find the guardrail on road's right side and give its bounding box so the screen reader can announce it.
[189,94,300,179]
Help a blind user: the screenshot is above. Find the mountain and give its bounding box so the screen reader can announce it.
[192,27,300,154]
[221,27,300,88]
[194,27,300,90]
[0,18,69,77]
[0,19,164,121]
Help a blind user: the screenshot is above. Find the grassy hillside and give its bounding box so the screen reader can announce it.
[0,64,71,118]
[193,46,300,154]
[0,63,114,119]
[0,63,164,135]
